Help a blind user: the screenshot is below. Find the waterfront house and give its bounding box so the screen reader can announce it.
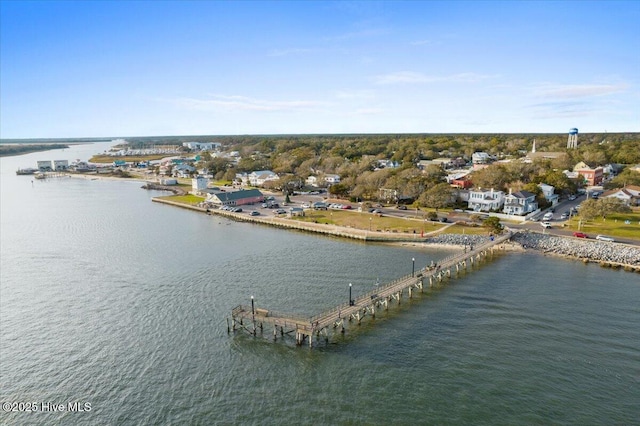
[467,188,505,212]
[206,189,264,207]
[37,160,52,171]
[288,207,305,217]
[306,176,319,187]
[53,160,69,171]
[192,176,209,191]
[503,190,538,215]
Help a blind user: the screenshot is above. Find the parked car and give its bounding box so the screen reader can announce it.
[573,232,588,238]
[397,205,407,210]
[560,213,569,219]
[341,205,352,209]
[596,235,615,242]
[249,211,260,216]
[439,217,448,223]
[568,195,577,201]
[541,222,552,228]
[543,212,553,221]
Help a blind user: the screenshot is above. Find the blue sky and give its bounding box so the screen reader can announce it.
[1,1,638,138]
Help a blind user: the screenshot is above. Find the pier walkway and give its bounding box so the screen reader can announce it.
[230,231,512,347]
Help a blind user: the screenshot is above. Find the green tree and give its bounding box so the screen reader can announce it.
[482,216,504,234]
[417,183,455,210]
[470,164,509,191]
[579,198,631,220]
[606,168,640,189]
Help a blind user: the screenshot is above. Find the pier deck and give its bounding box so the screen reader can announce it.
[231,231,513,347]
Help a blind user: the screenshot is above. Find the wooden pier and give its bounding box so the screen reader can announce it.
[230,231,513,347]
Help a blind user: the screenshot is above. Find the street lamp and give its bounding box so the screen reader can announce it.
[369,217,372,231]
[349,283,354,306]
[412,257,415,277]
[251,295,255,319]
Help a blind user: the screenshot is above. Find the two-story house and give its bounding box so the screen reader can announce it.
[503,190,538,215]
[538,183,559,205]
[467,188,505,212]
[248,170,279,186]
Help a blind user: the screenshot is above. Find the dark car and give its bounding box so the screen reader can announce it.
[439,217,448,223]
[397,205,407,210]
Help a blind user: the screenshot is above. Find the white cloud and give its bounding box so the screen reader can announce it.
[323,27,389,42]
[410,39,434,46]
[353,107,384,115]
[372,71,497,85]
[333,89,375,100]
[167,94,331,112]
[267,48,313,57]
[536,83,627,99]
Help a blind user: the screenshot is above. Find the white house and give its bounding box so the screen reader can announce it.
[248,170,279,186]
[37,160,52,171]
[324,174,341,184]
[538,183,559,205]
[53,160,69,171]
[503,190,538,215]
[183,142,221,151]
[192,176,209,191]
[306,176,319,187]
[467,188,505,212]
[472,152,491,165]
[601,185,640,206]
[376,159,400,169]
[173,164,196,178]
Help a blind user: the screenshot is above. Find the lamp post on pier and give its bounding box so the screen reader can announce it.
[349,283,354,306]
[369,217,372,231]
[251,295,255,320]
[412,257,415,277]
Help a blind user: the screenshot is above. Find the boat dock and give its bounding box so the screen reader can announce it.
[230,231,513,347]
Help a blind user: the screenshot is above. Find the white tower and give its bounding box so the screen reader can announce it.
[567,128,578,149]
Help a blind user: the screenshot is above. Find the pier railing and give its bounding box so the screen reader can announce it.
[309,231,512,324]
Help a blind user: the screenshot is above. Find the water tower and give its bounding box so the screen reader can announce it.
[567,128,578,149]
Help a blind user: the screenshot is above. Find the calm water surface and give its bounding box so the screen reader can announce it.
[1,144,639,425]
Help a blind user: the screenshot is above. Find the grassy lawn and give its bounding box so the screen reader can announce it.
[291,209,490,235]
[157,194,205,205]
[566,208,640,240]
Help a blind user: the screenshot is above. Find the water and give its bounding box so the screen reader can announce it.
[1,144,639,425]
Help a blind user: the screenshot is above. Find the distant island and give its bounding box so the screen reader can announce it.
[0,143,70,157]
[0,137,113,157]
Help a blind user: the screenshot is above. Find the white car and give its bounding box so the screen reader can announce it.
[596,235,615,242]
[541,222,552,228]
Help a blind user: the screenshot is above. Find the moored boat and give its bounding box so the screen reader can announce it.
[16,167,39,175]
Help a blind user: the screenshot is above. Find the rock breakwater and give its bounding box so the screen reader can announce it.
[512,232,640,268]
